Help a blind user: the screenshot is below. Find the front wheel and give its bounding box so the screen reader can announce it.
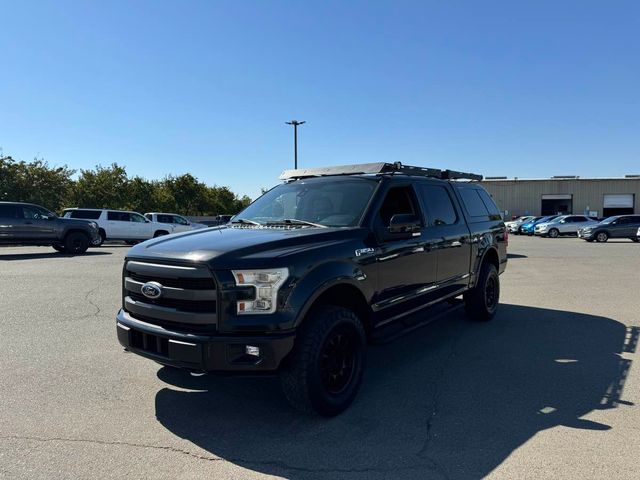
[548,228,559,238]
[64,232,90,254]
[464,262,500,321]
[596,231,608,243]
[280,305,366,417]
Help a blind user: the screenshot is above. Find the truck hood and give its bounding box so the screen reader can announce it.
[126,225,365,268]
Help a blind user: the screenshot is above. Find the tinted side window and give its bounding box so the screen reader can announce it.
[377,186,420,227]
[477,189,502,219]
[0,204,19,218]
[157,215,172,223]
[108,211,130,221]
[70,210,101,220]
[21,205,50,219]
[573,216,588,222]
[418,185,458,226]
[173,215,189,225]
[459,189,489,217]
[130,213,146,223]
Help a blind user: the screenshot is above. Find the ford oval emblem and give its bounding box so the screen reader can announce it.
[141,281,163,299]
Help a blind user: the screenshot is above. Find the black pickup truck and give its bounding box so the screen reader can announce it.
[0,201,100,254]
[116,162,507,416]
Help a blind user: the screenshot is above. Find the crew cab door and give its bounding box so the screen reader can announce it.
[0,204,19,242]
[107,211,130,238]
[18,204,57,240]
[371,184,438,312]
[130,212,154,239]
[416,182,472,294]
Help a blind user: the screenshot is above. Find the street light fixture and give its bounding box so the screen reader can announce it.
[285,120,306,169]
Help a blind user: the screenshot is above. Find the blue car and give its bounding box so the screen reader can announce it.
[520,215,560,235]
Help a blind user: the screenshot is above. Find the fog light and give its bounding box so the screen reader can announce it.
[245,345,260,357]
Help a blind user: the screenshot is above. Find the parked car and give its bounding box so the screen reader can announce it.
[0,201,100,254]
[520,215,560,236]
[505,216,535,234]
[534,215,598,238]
[115,162,507,416]
[577,215,640,243]
[200,215,234,227]
[515,216,543,234]
[144,213,207,233]
[62,208,175,245]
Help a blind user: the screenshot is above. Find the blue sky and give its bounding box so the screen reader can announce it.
[1,0,638,198]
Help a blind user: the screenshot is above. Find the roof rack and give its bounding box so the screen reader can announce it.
[279,162,482,181]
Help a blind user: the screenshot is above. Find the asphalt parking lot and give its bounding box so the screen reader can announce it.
[1,236,638,480]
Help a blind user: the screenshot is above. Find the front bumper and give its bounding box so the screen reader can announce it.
[116,309,295,373]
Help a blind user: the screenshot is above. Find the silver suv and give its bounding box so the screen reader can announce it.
[534,215,598,238]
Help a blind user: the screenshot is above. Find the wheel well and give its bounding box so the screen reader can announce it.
[64,229,89,239]
[310,284,372,336]
[154,230,169,236]
[98,228,106,236]
[483,247,499,271]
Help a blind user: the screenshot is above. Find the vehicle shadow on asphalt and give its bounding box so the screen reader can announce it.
[0,251,112,261]
[154,304,636,479]
[507,253,527,259]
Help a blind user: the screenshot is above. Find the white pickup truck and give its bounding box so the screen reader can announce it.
[144,213,207,233]
[62,208,177,245]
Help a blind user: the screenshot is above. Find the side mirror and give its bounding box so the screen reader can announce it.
[47,213,57,220]
[387,214,421,238]
[560,219,566,223]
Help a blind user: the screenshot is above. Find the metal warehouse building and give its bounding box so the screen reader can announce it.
[480,176,640,219]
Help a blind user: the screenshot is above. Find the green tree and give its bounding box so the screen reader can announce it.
[71,163,129,209]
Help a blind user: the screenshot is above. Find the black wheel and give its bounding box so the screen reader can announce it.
[64,232,90,254]
[548,228,559,238]
[595,231,608,243]
[464,262,500,321]
[153,230,169,238]
[280,305,366,417]
[631,238,639,243]
[52,244,66,253]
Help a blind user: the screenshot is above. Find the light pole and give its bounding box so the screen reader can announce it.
[285,120,305,169]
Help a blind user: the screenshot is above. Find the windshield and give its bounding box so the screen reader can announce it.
[600,216,619,224]
[236,177,378,227]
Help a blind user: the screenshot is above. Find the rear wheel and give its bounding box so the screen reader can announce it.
[548,228,559,238]
[280,305,366,417]
[631,238,639,243]
[596,231,608,243]
[464,262,499,321]
[64,232,90,254]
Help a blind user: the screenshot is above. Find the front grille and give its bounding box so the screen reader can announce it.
[123,259,218,330]
[128,272,214,290]
[129,292,216,313]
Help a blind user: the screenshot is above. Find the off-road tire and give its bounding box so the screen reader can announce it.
[64,232,90,254]
[464,262,499,321]
[280,305,366,417]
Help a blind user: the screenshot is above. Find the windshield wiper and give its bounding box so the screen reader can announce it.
[266,218,328,228]
[231,218,262,226]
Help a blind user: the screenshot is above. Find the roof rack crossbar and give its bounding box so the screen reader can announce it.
[279,162,482,181]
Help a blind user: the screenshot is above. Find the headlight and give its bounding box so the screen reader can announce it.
[232,268,289,315]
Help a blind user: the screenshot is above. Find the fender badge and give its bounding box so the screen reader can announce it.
[355,247,375,257]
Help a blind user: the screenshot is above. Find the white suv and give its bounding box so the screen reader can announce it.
[534,215,598,238]
[144,213,207,233]
[62,208,176,245]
